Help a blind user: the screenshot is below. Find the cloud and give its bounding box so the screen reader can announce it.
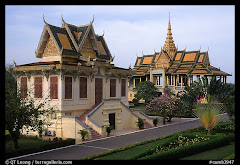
[5,6,234,83]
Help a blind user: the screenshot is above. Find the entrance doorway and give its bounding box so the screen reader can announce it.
[109,113,115,130]
[95,78,103,106]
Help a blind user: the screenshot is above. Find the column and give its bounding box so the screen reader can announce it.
[181,75,183,89]
[133,77,135,88]
[224,76,227,84]
[150,68,153,83]
[140,77,142,82]
[188,75,191,86]
[162,70,166,88]
[173,75,176,86]
[208,76,211,84]
[197,75,200,82]
[167,75,169,85]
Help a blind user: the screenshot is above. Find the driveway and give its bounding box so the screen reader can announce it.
[14,114,229,160]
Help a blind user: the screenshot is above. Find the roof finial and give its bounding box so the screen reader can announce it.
[199,45,201,51]
[13,59,17,67]
[43,14,47,24]
[154,48,156,53]
[102,30,105,37]
[142,51,144,56]
[169,12,170,22]
[136,53,138,58]
[207,46,209,52]
[61,13,65,22]
[91,14,95,24]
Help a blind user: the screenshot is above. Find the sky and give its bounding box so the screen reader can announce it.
[5,5,235,83]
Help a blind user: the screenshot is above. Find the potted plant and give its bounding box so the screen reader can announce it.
[137,118,145,129]
[78,129,88,141]
[106,126,112,136]
[153,118,158,126]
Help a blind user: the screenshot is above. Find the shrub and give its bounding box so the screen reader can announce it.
[139,135,231,160]
[106,126,112,136]
[137,118,144,129]
[153,118,158,126]
[132,98,139,106]
[78,129,88,140]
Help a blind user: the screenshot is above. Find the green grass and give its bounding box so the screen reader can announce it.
[98,137,170,160]
[5,137,51,153]
[181,142,235,160]
[84,121,234,160]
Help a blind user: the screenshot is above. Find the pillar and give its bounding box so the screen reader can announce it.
[150,68,153,83]
[188,75,191,86]
[181,75,183,88]
[208,76,211,84]
[133,77,135,88]
[173,75,176,86]
[162,70,166,88]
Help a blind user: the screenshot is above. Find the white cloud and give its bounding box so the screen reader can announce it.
[5,5,234,83]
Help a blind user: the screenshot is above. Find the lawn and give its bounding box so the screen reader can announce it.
[181,142,235,160]
[5,137,51,153]
[97,137,170,160]
[5,136,75,159]
[83,121,235,160]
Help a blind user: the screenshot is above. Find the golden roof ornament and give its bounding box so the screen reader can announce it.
[43,14,47,24]
[13,60,17,67]
[90,14,95,24]
[102,30,105,37]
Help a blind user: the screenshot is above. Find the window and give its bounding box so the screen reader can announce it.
[20,77,27,98]
[79,77,87,98]
[65,76,72,99]
[156,75,162,86]
[121,79,126,97]
[34,77,42,98]
[110,79,116,97]
[50,76,58,99]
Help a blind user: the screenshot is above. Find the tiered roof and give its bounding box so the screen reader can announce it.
[132,15,230,77]
[35,16,112,61]
[133,49,230,76]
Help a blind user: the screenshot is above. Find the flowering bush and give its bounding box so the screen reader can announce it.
[148,134,210,156]
[146,94,182,124]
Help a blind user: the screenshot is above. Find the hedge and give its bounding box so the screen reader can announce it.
[6,138,75,159]
[139,134,234,160]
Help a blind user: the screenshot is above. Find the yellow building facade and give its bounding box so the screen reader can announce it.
[128,17,231,102]
[13,17,153,142]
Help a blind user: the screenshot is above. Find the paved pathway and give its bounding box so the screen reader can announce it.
[14,114,229,160]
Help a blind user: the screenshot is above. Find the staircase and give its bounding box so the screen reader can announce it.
[78,106,103,140]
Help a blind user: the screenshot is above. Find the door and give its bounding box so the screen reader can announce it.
[95,78,103,105]
[109,113,115,130]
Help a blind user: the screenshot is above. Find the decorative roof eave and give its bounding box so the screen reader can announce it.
[98,35,112,59]
[62,18,80,52]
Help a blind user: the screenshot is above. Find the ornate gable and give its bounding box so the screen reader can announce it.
[42,36,59,57]
[155,51,171,69]
[80,34,97,59]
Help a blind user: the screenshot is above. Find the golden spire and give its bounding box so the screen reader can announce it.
[162,12,177,59]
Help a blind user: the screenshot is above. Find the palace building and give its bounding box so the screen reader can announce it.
[13,16,153,141]
[128,16,231,101]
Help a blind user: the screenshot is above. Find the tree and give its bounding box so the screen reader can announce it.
[5,66,54,150]
[133,81,158,104]
[178,76,235,118]
[146,94,182,124]
[193,103,223,135]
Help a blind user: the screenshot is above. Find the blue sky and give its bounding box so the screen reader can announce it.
[5,5,235,83]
